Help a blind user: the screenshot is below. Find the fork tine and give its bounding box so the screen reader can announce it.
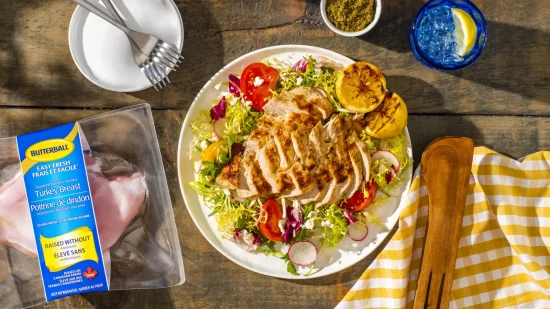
[146,60,162,89]
[156,61,171,84]
[154,56,177,71]
[155,50,180,67]
[154,49,180,68]
[160,41,184,60]
[154,44,181,64]
[140,64,158,91]
[151,61,167,87]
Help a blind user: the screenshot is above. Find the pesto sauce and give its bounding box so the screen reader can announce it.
[326,0,375,32]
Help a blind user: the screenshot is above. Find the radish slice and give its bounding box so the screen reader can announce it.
[371,150,400,171]
[371,150,400,183]
[347,222,368,241]
[288,241,318,266]
[213,118,229,139]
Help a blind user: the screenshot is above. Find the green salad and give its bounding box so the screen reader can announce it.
[189,55,411,276]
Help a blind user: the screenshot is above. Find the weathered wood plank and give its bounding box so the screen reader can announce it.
[0,108,546,309]
[1,0,549,116]
[0,0,306,110]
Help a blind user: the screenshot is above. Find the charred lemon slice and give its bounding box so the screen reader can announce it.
[365,92,408,139]
[335,62,387,113]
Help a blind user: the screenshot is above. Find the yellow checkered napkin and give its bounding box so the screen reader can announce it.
[337,147,550,309]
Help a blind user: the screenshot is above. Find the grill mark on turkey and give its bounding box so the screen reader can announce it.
[291,163,314,189]
[292,95,322,119]
[250,157,272,195]
[216,153,242,189]
[278,173,294,192]
[315,165,332,191]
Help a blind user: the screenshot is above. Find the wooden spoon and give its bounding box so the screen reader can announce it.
[413,137,474,309]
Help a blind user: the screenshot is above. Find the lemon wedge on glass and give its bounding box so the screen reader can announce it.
[451,8,477,56]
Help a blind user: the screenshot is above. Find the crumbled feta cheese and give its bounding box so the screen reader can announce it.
[303,219,315,230]
[214,82,222,90]
[253,76,264,87]
[223,189,231,196]
[321,220,333,228]
[211,132,219,141]
[244,100,253,107]
[233,230,259,252]
[199,140,208,150]
[296,77,303,86]
[242,230,255,246]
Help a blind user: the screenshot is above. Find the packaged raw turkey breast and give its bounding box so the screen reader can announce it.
[0,104,184,308]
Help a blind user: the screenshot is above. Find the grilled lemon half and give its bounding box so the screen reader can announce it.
[365,92,408,139]
[336,62,387,113]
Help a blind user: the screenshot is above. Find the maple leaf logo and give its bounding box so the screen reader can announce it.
[82,266,98,280]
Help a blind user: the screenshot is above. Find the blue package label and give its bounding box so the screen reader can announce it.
[16,122,108,301]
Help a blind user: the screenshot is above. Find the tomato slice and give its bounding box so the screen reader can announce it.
[240,63,279,111]
[258,198,284,242]
[341,180,378,212]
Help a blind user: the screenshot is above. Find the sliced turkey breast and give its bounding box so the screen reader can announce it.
[216,153,243,190]
[355,139,372,182]
[263,86,333,120]
[257,139,282,193]
[316,115,353,207]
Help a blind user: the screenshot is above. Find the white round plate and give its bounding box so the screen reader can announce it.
[177,45,413,279]
[68,0,184,92]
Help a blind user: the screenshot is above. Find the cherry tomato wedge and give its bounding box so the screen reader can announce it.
[258,198,284,242]
[341,180,378,212]
[240,63,279,111]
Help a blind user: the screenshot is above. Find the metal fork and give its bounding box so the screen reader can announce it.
[100,0,170,90]
[73,0,183,91]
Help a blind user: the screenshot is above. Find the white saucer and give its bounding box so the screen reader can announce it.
[69,0,184,92]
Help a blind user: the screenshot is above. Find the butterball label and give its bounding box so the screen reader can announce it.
[16,122,108,301]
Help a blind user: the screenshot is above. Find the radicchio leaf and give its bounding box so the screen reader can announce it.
[385,167,398,184]
[283,205,303,244]
[234,229,260,252]
[210,96,227,121]
[228,74,241,96]
[291,59,309,73]
[343,210,358,225]
[231,143,245,156]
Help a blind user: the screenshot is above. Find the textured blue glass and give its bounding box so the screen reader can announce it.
[410,0,487,70]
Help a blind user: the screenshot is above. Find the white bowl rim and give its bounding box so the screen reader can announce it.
[67,0,185,92]
[320,0,382,37]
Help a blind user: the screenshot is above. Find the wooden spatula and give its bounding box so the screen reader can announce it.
[413,137,474,309]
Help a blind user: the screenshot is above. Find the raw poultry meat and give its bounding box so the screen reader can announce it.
[0,153,147,257]
[216,86,372,207]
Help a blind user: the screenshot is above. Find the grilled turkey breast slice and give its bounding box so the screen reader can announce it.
[343,117,363,199]
[263,87,333,120]
[257,139,282,193]
[297,123,326,204]
[216,153,243,190]
[355,139,372,183]
[315,115,354,207]
[345,134,364,199]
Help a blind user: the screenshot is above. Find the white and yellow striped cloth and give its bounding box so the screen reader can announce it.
[337,147,550,309]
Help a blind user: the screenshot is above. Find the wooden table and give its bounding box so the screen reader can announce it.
[1,0,548,308]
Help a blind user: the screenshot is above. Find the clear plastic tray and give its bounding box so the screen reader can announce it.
[0,104,184,308]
